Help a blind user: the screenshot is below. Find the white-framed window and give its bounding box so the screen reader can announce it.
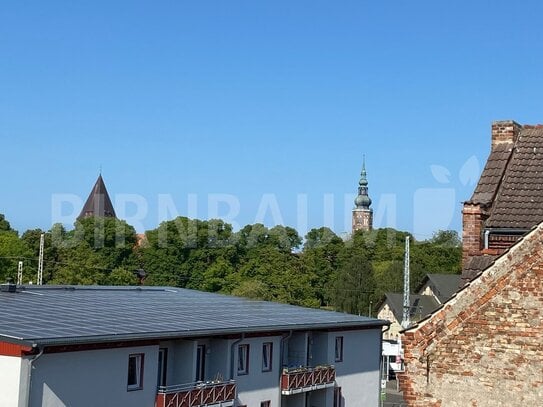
[261,401,271,407]
[127,353,144,391]
[262,342,273,372]
[334,336,343,362]
[237,344,250,375]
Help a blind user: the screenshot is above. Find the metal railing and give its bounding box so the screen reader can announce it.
[156,380,236,407]
[281,365,336,394]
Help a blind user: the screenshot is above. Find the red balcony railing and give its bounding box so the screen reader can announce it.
[156,380,236,407]
[281,365,336,395]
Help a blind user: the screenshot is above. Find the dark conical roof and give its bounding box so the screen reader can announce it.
[77,175,116,220]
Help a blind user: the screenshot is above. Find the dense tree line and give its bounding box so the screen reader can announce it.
[0,213,461,316]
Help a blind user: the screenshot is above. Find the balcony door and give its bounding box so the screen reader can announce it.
[157,348,168,387]
[196,345,206,382]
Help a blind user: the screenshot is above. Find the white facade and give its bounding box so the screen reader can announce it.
[377,303,401,340]
[1,328,383,407]
[333,329,381,406]
[0,355,22,406]
[28,345,159,407]
[234,336,283,406]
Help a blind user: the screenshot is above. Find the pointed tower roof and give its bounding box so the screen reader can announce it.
[354,156,372,210]
[78,175,116,220]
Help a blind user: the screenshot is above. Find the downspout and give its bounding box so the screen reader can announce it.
[380,324,391,402]
[229,334,245,380]
[26,345,44,407]
[484,230,490,250]
[380,325,390,376]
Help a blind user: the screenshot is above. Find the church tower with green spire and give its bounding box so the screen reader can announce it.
[352,157,373,232]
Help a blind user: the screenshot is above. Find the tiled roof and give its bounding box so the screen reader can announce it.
[0,286,387,346]
[468,143,513,206]
[461,255,497,283]
[486,127,543,228]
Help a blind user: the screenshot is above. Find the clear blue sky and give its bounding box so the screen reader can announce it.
[2,1,542,239]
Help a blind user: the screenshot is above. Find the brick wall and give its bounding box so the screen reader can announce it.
[398,224,543,406]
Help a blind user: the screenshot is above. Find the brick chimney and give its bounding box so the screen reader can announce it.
[462,203,485,265]
[491,120,521,149]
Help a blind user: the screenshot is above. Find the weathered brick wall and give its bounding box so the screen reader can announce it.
[399,224,543,407]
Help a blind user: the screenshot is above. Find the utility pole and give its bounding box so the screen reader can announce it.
[37,233,44,285]
[17,261,23,285]
[401,236,410,329]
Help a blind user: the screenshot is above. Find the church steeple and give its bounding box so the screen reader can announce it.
[352,157,373,232]
[78,175,117,220]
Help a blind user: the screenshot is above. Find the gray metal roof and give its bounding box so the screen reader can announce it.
[381,293,439,323]
[0,285,387,347]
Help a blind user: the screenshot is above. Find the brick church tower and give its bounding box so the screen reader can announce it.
[352,157,373,232]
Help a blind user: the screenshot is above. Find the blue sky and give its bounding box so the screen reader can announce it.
[1,1,542,239]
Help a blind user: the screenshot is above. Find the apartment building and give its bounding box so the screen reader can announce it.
[0,284,388,407]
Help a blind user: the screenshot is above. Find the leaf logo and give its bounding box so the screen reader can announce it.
[459,156,480,187]
[430,165,451,184]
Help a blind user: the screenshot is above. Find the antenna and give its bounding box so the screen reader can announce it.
[37,233,45,285]
[401,236,410,329]
[17,261,23,285]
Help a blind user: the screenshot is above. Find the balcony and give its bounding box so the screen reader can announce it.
[156,380,236,407]
[280,365,336,395]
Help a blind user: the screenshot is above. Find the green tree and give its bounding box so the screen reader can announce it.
[0,214,13,232]
[428,230,461,247]
[105,267,138,285]
[0,231,32,282]
[49,243,107,285]
[332,252,375,315]
[301,227,344,306]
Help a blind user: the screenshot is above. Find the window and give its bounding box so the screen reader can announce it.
[335,336,343,362]
[157,348,168,387]
[127,353,144,391]
[334,387,342,407]
[196,345,206,382]
[260,401,271,407]
[262,342,273,372]
[237,344,249,375]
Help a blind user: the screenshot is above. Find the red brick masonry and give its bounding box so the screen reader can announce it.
[398,223,543,406]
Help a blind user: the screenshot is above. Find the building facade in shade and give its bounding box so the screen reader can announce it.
[0,285,388,407]
[352,158,373,233]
